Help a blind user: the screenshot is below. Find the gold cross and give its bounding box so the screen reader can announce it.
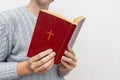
[46,29,55,40]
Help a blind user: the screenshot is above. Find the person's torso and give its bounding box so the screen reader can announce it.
[1,6,64,80]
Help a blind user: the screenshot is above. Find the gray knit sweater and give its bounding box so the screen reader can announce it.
[0,6,64,80]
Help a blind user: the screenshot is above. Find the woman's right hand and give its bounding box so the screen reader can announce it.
[17,49,56,76]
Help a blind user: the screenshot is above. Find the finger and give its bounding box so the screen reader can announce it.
[64,51,77,62]
[61,59,73,71]
[35,58,54,73]
[34,57,54,73]
[31,52,56,69]
[39,61,54,74]
[29,49,53,63]
[67,47,75,56]
[61,56,76,67]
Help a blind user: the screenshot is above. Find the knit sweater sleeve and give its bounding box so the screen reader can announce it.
[0,15,19,80]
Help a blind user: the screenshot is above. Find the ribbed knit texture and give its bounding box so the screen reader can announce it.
[0,6,64,80]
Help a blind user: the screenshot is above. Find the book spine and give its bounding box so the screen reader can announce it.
[55,24,76,64]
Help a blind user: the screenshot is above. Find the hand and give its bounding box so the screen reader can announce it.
[29,49,56,74]
[17,49,56,76]
[58,47,77,75]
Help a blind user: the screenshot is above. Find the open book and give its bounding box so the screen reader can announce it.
[27,10,85,64]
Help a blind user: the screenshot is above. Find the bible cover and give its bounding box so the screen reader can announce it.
[27,10,85,64]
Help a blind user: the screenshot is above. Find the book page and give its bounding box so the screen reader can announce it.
[68,18,85,48]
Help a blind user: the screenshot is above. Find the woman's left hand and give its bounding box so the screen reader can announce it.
[58,47,77,75]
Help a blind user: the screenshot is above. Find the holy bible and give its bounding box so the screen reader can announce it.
[27,10,85,64]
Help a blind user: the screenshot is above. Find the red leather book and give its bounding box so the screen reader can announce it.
[27,10,85,64]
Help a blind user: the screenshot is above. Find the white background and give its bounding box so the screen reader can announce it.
[0,0,120,80]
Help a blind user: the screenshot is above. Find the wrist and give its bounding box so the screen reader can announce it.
[58,67,69,75]
[17,61,33,76]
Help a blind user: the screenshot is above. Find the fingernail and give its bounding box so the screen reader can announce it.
[48,49,53,52]
[52,52,56,56]
[62,56,65,59]
[65,50,67,53]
